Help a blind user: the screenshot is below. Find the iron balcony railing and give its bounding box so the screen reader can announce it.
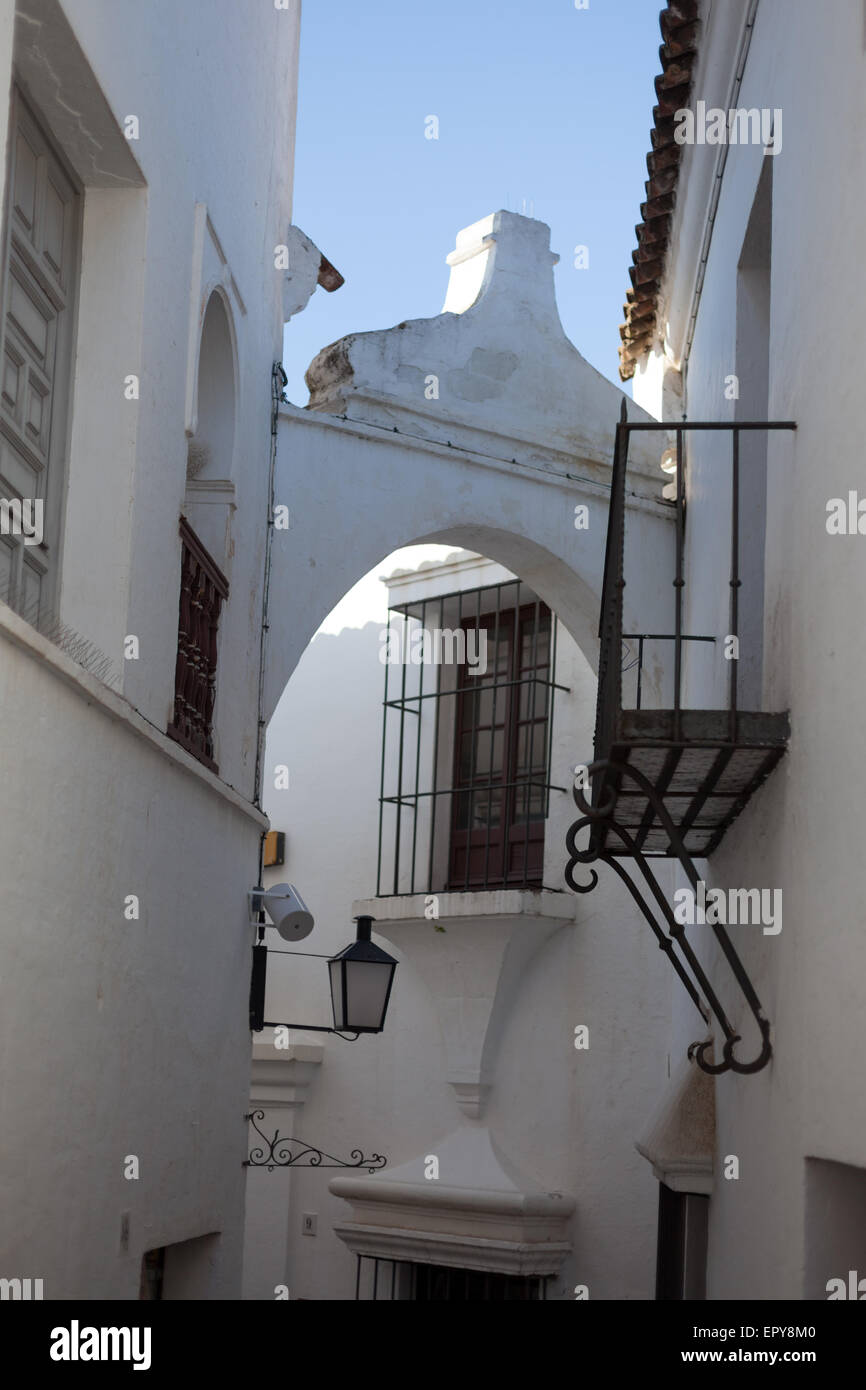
[589,403,797,857]
[566,403,797,1076]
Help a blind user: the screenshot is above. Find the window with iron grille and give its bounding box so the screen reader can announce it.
[167,516,229,773]
[376,578,568,896]
[449,604,551,887]
[354,1254,547,1300]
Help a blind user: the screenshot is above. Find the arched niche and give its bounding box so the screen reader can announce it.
[185,288,238,566]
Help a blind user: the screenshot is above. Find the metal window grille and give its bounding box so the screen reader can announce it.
[354,1255,547,1301]
[376,579,569,897]
[167,516,229,773]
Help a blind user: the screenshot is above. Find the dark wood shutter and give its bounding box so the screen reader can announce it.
[167,516,229,772]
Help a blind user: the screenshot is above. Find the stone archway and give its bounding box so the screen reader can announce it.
[255,214,680,1297]
[266,208,673,724]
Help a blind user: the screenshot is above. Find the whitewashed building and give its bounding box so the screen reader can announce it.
[243,203,688,1300]
[246,546,677,1301]
[0,0,338,1299]
[247,0,866,1304]
[6,0,858,1308]
[619,0,866,1301]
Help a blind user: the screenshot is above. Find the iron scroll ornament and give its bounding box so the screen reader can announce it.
[244,1111,388,1173]
[564,758,772,1076]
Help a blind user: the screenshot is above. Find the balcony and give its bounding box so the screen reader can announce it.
[566,405,796,1075]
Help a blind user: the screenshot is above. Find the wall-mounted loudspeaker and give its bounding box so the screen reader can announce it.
[263,883,314,942]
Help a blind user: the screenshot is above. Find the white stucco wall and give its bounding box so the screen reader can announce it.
[633,0,866,1300]
[0,0,301,1297]
[245,552,676,1300]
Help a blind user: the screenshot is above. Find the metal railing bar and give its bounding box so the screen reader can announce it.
[620,420,796,432]
[461,585,484,892]
[376,612,391,897]
[383,674,569,708]
[381,777,568,805]
[623,633,715,642]
[393,613,409,894]
[521,598,542,885]
[425,593,445,896]
[728,429,740,742]
[673,426,685,742]
[482,583,504,888]
[409,597,426,894]
[635,634,644,708]
[374,880,568,900]
[603,820,738,1039]
[545,616,559,823]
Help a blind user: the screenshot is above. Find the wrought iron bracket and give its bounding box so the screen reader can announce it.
[565,758,772,1076]
[249,941,360,1039]
[244,1110,387,1172]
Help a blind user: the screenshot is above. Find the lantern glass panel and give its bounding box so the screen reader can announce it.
[330,956,395,1032]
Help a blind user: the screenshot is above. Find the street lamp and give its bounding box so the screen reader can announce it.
[248,896,398,1038]
[328,915,397,1034]
[245,908,394,1175]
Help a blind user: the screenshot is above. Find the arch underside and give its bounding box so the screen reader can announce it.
[264,407,673,722]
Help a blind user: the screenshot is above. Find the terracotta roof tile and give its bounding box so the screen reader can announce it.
[619,1,700,380]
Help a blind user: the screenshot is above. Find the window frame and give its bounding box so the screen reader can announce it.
[447,600,551,890]
[0,83,82,626]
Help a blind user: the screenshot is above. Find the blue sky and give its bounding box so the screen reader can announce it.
[282,0,664,405]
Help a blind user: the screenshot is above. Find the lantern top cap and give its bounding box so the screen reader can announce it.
[331,935,396,967]
[353,913,376,942]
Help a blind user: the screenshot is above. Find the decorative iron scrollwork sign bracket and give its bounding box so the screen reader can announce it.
[565,759,772,1076]
[244,1111,388,1173]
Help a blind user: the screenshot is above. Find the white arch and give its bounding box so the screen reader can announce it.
[266,212,673,721]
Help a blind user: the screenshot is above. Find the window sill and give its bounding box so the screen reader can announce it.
[354,887,575,929]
